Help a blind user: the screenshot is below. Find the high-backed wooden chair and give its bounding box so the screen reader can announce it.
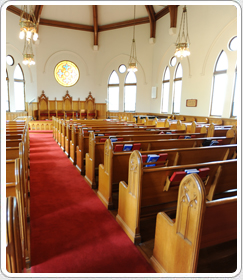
[38,91,49,120]
[85,92,97,119]
[63,91,74,119]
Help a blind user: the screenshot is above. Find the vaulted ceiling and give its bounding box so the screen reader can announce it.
[7,5,179,45]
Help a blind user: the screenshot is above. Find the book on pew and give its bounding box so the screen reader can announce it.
[88,130,94,132]
[170,171,186,182]
[217,140,223,145]
[98,134,104,136]
[202,139,212,146]
[185,169,199,174]
[110,138,118,142]
[109,136,116,139]
[178,135,185,139]
[117,138,123,141]
[95,130,100,132]
[145,154,160,167]
[184,136,191,139]
[166,132,172,134]
[198,168,210,178]
[123,144,133,151]
[142,155,148,163]
[159,131,165,134]
[100,138,106,143]
[191,135,196,138]
[210,140,219,146]
[157,153,168,163]
[105,134,110,136]
[114,144,123,152]
[132,143,141,151]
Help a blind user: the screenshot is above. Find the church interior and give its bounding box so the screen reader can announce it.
[4,2,240,276]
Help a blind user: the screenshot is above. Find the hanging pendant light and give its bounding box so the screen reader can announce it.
[128,5,138,72]
[19,5,38,66]
[175,6,191,59]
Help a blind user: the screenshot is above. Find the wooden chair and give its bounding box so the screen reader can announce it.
[85,92,97,119]
[63,91,75,119]
[38,91,49,120]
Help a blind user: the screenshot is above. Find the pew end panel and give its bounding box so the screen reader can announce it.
[151,174,237,273]
[116,150,143,244]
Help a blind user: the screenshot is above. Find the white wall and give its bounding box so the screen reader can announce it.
[5,4,238,118]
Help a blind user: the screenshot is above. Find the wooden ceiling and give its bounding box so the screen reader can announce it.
[7,5,178,46]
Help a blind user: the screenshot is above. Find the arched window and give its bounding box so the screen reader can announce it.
[161,66,170,113]
[231,67,238,117]
[107,71,119,111]
[173,63,183,114]
[124,71,137,112]
[14,64,25,111]
[6,70,10,111]
[210,50,228,116]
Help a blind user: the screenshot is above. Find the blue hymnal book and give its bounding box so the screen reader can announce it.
[145,154,160,167]
[210,140,219,146]
[109,136,116,139]
[166,132,172,134]
[185,169,199,174]
[98,134,104,136]
[110,138,117,142]
[123,144,133,151]
[184,136,191,139]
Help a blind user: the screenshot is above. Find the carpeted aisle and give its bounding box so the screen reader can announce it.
[29,133,155,273]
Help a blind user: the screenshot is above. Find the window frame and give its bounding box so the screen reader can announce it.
[231,67,237,118]
[107,70,119,112]
[124,72,137,112]
[6,70,10,111]
[14,63,26,111]
[161,66,170,113]
[172,63,183,114]
[210,50,228,117]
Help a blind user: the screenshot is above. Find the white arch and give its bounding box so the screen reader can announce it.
[99,53,147,86]
[201,17,237,76]
[156,43,192,82]
[6,43,33,83]
[43,50,89,75]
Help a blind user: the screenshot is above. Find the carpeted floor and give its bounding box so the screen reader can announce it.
[30,133,155,273]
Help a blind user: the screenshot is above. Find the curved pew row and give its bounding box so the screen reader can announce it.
[98,140,237,209]
[86,128,235,189]
[150,173,237,273]
[85,130,210,188]
[116,150,237,244]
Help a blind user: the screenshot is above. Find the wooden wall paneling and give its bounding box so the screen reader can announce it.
[49,101,56,110]
[56,101,63,110]
[95,103,106,119]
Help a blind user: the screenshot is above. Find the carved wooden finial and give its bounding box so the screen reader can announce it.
[66,90,69,95]
[42,90,44,94]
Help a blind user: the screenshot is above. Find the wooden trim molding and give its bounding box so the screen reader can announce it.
[155,6,170,21]
[34,5,44,33]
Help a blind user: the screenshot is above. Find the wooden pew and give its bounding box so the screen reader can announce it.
[6,196,23,273]
[6,158,30,268]
[98,142,237,209]
[116,151,237,244]
[150,173,237,273]
[74,125,189,171]
[85,129,230,188]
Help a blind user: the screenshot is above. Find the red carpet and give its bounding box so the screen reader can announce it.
[30,133,155,273]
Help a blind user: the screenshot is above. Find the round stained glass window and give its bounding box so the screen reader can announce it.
[54,61,79,87]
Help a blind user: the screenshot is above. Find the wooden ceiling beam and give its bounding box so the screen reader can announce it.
[155,6,170,21]
[168,5,178,28]
[34,5,44,33]
[145,5,156,38]
[93,5,98,46]
[6,5,22,16]
[99,17,149,32]
[39,18,94,32]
